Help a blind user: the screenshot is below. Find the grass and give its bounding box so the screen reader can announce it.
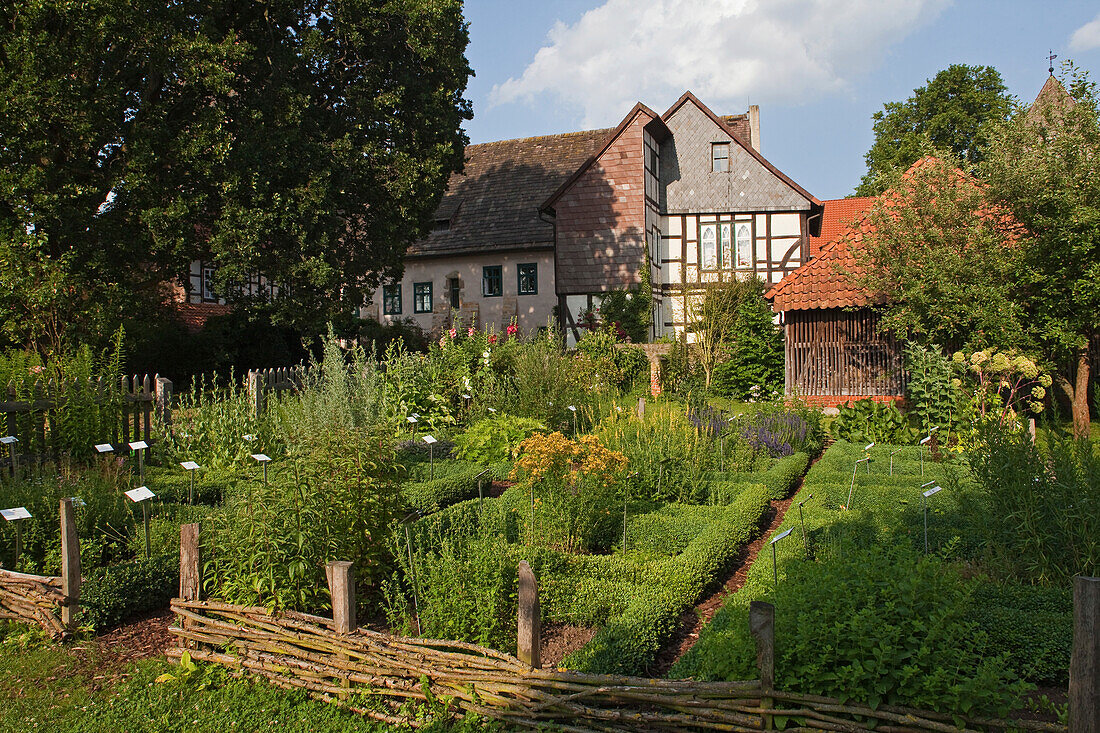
[0,629,493,733]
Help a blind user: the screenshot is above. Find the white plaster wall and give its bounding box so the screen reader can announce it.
[364,251,557,335]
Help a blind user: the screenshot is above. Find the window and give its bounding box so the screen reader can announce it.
[482,265,503,297]
[711,142,730,172]
[202,265,218,302]
[735,221,753,268]
[413,282,433,313]
[447,277,460,308]
[383,284,402,315]
[700,223,718,269]
[517,263,538,295]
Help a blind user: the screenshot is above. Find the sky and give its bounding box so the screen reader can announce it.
[460,0,1100,200]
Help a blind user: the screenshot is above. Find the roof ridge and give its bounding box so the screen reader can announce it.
[466,127,615,149]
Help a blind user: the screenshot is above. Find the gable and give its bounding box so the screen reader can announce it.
[661,96,814,214]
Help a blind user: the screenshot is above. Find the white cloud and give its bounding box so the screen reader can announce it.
[1070,11,1100,51]
[490,0,951,128]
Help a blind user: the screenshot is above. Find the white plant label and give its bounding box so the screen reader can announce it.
[406,416,418,423]
[567,405,576,412]
[770,527,794,544]
[125,487,155,502]
[422,435,438,445]
[95,443,114,453]
[923,486,943,498]
[462,394,471,400]
[0,436,17,445]
[487,407,497,413]
[180,461,200,471]
[864,442,875,451]
[71,497,86,508]
[1,507,31,521]
[243,434,257,442]
[128,440,149,450]
[919,436,931,445]
[921,480,936,488]
[251,453,271,462]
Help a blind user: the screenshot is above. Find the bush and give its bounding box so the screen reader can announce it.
[80,552,178,630]
[674,545,1028,717]
[402,466,488,514]
[711,277,784,400]
[564,483,770,675]
[831,398,914,444]
[451,414,544,464]
[971,581,1072,686]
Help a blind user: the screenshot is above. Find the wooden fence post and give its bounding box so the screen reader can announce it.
[517,560,540,668]
[750,600,775,731]
[247,371,264,420]
[326,561,356,634]
[1070,575,1099,733]
[637,397,645,419]
[155,377,173,427]
[60,498,80,628]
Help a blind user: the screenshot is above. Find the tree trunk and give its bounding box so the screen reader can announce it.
[1057,347,1091,439]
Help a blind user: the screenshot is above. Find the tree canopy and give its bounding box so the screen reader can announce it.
[856,64,1012,196]
[0,0,472,354]
[980,65,1100,436]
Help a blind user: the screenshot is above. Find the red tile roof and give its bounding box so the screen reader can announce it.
[175,302,232,333]
[808,197,875,257]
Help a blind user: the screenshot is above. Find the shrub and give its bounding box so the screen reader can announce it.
[904,343,967,436]
[711,277,784,400]
[564,483,770,675]
[451,414,544,464]
[402,466,488,514]
[674,545,1028,717]
[831,398,914,444]
[971,581,1072,686]
[80,552,178,630]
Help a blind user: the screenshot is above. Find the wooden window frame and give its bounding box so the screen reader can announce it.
[517,263,538,295]
[711,142,730,173]
[413,282,433,313]
[383,284,402,315]
[482,265,503,297]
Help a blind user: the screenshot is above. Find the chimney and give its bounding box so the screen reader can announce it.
[748,105,761,153]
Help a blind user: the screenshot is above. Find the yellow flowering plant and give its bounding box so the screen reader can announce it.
[951,347,1051,428]
[510,431,628,553]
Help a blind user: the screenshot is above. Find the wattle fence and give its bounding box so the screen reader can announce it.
[168,523,1083,733]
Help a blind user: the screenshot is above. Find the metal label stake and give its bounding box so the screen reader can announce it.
[797,493,814,546]
[2,506,31,566]
[422,435,438,480]
[921,482,942,554]
[252,453,271,485]
[128,440,149,484]
[181,461,200,504]
[125,487,156,556]
[769,527,793,588]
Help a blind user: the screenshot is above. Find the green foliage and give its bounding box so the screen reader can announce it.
[857,64,1012,195]
[712,277,784,400]
[0,0,472,344]
[904,343,966,435]
[451,414,544,464]
[203,428,404,613]
[963,424,1098,583]
[597,285,652,344]
[971,581,1072,686]
[831,399,914,444]
[576,326,651,393]
[564,483,771,675]
[680,546,1027,717]
[402,466,488,514]
[161,371,272,470]
[80,552,178,630]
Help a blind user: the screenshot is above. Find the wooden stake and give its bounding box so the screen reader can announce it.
[750,601,775,731]
[60,498,80,628]
[1070,575,1099,733]
[180,523,201,601]
[155,377,173,426]
[517,560,540,668]
[326,561,356,634]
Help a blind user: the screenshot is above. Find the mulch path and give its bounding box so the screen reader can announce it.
[539,622,597,669]
[650,460,817,677]
[92,607,176,666]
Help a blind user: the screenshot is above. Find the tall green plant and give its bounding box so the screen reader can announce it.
[904,343,965,436]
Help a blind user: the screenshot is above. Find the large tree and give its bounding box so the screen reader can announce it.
[0,1,471,354]
[981,65,1100,437]
[856,64,1012,196]
[849,157,1027,354]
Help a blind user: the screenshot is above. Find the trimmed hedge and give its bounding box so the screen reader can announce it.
[401,465,488,514]
[709,452,809,505]
[563,483,771,675]
[80,552,178,630]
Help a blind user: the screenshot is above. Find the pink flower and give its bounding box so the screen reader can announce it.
[29,365,45,374]
[448,328,457,339]
[467,327,476,336]
[488,334,498,345]
[506,324,518,336]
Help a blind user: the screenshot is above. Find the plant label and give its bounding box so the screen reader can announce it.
[251,453,271,462]
[922,486,943,498]
[462,394,471,400]
[487,407,497,413]
[128,440,149,450]
[567,405,576,412]
[1,507,31,521]
[243,434,257,442]
[95,443,114,453]
[770,527,793,544]
[411,413,420,419]
[125,487,155,502]
[0,436,17,445]
[921,480,936,488]
[864,442,875,451]
[919,436,931,445]
[406,416,418,423]
[71,497,86,508]
[929,426,939,433]
[422,435,438,445]
[180,461,200,471]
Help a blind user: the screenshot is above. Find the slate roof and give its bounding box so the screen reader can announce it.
[406,128,613,258]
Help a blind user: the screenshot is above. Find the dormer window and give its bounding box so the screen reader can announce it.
[711,142,730,172]
[432,218,451,232]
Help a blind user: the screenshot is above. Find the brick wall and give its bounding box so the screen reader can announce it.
[554,113,648,295]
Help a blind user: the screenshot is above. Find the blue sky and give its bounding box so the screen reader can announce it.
[460,0,1100,200]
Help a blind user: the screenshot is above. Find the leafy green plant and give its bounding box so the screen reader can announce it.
[451,414,544,464]
[80,552,178,630]
[904,343,966,436]
[831,398,914,444]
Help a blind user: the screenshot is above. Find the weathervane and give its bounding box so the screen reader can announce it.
[1048,50,1057,76]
